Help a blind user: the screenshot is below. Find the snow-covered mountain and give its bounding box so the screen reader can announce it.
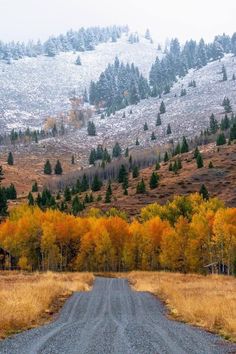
[0,35,159,132]
[34,54,234,168]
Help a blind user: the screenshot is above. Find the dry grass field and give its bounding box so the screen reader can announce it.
[0,271,94,338]
[128,271,236,342]
[0,271,235,343]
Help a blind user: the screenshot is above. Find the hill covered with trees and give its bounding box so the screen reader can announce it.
[0,25,128,62]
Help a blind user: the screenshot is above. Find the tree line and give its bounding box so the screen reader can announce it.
[0,26,128,63]
[0,123,66,146]
[88,32,236,114]
[0,194,235,274]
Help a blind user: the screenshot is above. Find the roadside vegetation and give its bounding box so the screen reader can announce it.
[0,272,94,338]
[128,271,236,342]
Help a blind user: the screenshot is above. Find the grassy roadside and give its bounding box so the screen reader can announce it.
[1,271,235,343]
[0,271,94,339]
[127,271,236,342]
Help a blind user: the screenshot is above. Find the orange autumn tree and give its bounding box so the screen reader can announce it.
[142,217,172,270]
[160,217,191,272]
[0,195,235,274]
[213,208,236,275]
[123,220,146,270]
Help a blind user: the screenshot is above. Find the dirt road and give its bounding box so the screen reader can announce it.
[0,277,235,354]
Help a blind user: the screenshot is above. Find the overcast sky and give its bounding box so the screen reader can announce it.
[0,0,235,43]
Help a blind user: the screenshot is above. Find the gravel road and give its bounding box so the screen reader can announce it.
[0,277,235,354]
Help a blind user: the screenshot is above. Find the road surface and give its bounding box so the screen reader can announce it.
[0,277,235,354]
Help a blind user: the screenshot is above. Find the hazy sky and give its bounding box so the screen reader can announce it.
[0,0,235,43]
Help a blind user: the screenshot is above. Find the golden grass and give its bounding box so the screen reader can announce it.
[0,271,94,338]
[128,271,236,341]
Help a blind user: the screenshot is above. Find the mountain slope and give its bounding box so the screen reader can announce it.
[0,35,158,131]
[86,143,236,215]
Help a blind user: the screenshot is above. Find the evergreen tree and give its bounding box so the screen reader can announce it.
[166,123,172,135]
[54,160,63,175]
[194,146,200,159]
[180,88,187,96]
[143,122,148,131]
[32,181,38,192]
[222,64,228,81]
[105,187,112,203]
[0,188,7,216]
[6,183,17,200]
[199,184,209,200]
[112,142,122,157]
[177,158,182,170]
[44,38,57,57]
[64,187,71,202]
[75,55,82,65]
[71,155,75,165]
[91,174,102,191]
[174,142,181,155]
[208,161,214,168]
[136,178,146,194]
[164,151,169,162]
[122,175,129,192]
[118,164,128,183]
[169,162,173,171]
[156,113,162,126]
[129,80,140,105]
[89,149,96,165]
[44,160,52,175]
[84,193,90,204]
[160,101,166,114]
[216,133,226,146]
[220,114,230,130]
[196,153,204,168]
[222,97,232,113]
[132,166,139,178]
[28,192,34,206]
[149,172,159,189]
[7,152,14,165]
[230,123,236,140]
[151,132,156,140]
[76,179,82,193]
[232,74,236,81]
[180,136,189,153]
[155,162,160,170]
[36,193,42,207]
[72,195,84,215]
[81,174,89,192]
[145,28,152,41]
[87,121,96,136]
[59,201,66,212]
[135,138,140,146]
[125,147,129,157]
[209,113,219,134]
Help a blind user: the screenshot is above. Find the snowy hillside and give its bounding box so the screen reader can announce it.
[10,53,234,170]
[90,54,236,149]
[0,35,159,131]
